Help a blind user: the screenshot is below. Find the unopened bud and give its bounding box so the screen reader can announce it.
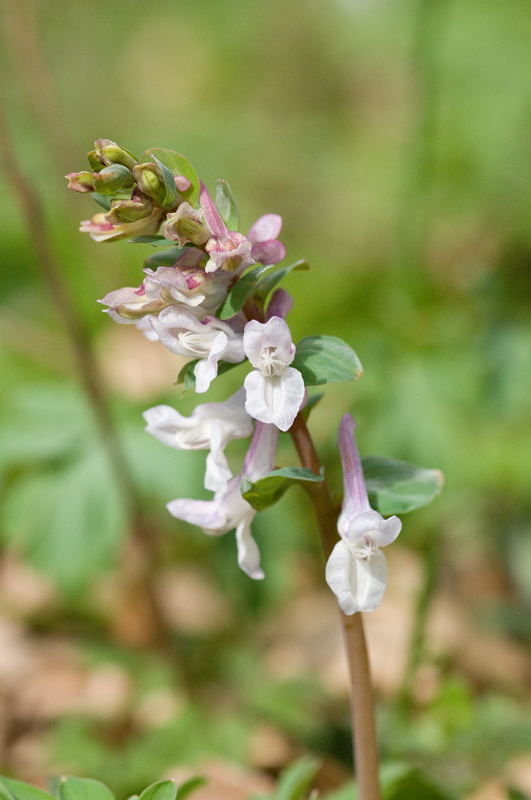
[162,203,211,247]
[66,171,96,193]
[94,138,139,171]
[133,162,166,206]
[87,150,105,172]
[106,193,153,224]
[93,164,135,195]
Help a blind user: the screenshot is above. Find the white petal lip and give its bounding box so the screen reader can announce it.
[194,331,229,393]
[166,498,227,531]
[243,316,295,367]
[244,368,304,432]
[326,540,388,614]
[236,519,264,580]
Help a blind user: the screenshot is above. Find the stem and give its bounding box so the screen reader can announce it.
[0,107,172,652]
[289,412,381,800]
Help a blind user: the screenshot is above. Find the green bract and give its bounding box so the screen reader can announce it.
[152,156,179,211]
[128,235,174,246]
[217,264,274,319]
[241,466,324,512]
[253,259,310,305]
[361,456,444,515]
[138,782,177,800]
[215,179,240,231]
[291,335,363,385]
[141,148,200,207]
[176,359,240,393]
[143,245,185,269]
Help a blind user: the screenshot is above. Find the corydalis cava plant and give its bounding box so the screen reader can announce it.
[68,139,443,799]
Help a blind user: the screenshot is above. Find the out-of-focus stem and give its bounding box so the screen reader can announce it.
[0,107,171,652]
[289,412,381,800]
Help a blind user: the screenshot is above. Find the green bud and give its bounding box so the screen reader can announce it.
[95,138,139,171]
[65,171,96,192]
[93,164,135,195]
[133,162,166,206]
[106,193,153,224]
[87,150,105,172]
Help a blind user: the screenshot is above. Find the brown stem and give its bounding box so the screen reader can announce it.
[0,107,172,652]
[289,412,381,800]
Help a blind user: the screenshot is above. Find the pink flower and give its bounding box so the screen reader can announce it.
[247,214,286,266]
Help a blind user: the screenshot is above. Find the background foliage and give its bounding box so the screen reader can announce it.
[1,0,531,798]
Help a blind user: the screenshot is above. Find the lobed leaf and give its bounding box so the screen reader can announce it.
[215,179,240,231]
[138,782,177,800]
[141,149,200,206]
[253,260,309,305]
[361,456,444,516]
[59,778,115,800]
[241,467,324,512]
[291,335,362,385]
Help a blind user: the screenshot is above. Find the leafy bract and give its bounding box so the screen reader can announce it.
[291,336,362,385]
[217,265,274,320]
[253,260,309,305]
[59,777,115,800]
[141,148,199,206]
[215,179,240,231]
[361,456,444,515]
[128,235,173,246]
[138,782,177,800]
[152,156,178,211]
[241,467,324,512]
[92,193,112,211]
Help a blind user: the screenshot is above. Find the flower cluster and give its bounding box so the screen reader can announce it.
[69,139,402,609]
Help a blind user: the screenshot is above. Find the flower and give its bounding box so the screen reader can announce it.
[143,388,253,492]
[243,316,305,431]
[162,202,211,247]
[247,214,286,266]
[99,249,233,323]
[148,307,245,393]
[325,414,402,615]
[167,421,279,579]
[80,207,164,242]
[199,182,255,274]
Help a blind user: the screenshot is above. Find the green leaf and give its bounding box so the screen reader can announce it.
[141,149,200,206]
[174,779,206,800]
[215,179,240,231]
[152,156,178,211]
[2,448,126,594]
[291,335,362,386]
[361,456,444,515]
[253,260,310,305]
[302,392,324,421]
[241,467,324,512]
[144,245,185,269]
[0,780,54,800]
[92,192,112,211]
[138,782,177,800]
[509,790,530,800]
[128,235,173,246]
[176,359,240,393]
[272,757,321,800]
[59,777,115,800]
[383,766,456,800]
[217,265,274,319]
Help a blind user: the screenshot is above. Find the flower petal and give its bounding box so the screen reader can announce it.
[326,541,388,614]
[166,498,227,532]
[374,515,402,547]
[247,214,283,244]
[235,518,264,580]
[194,331,229,393]
[242,422,279,482]
[251,240,286,266]
[346,510,386,541]
[243,316,295,368]
[204,421,233,492]
[244,368,304,431]
[337,414,371,532]
[266,289,293,321]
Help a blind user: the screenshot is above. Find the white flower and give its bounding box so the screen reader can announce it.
[243,316,305,431]
[167,422,279,579]
[143,388,253,492]
[325,414,402,615]
[148,307,245,393]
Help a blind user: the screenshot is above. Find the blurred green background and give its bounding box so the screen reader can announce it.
[1,0,531,798]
